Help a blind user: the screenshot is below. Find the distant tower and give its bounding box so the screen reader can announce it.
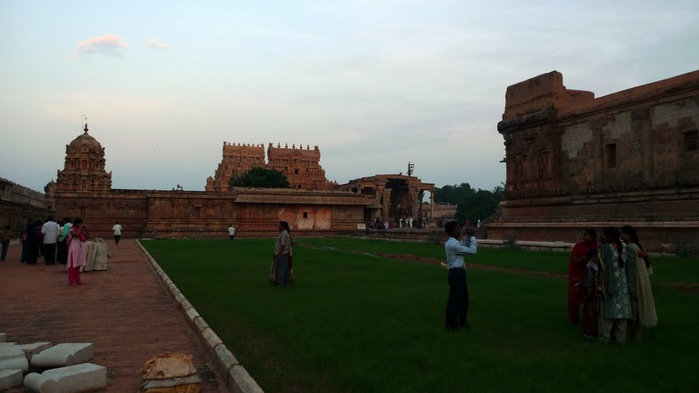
[55,123,112,193]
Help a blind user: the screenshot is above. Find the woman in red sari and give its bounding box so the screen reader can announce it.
[67,218,87,286]
[568,228,598,324]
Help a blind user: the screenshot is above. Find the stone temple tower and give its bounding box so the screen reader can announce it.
[55,123,112,193]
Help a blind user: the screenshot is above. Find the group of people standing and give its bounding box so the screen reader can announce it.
[17,216,89,286]
[568,226,657,344]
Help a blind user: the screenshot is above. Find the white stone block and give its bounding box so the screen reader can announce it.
[0,346,29,371]
[42,363,107,393]
[24,372,57,393]
[0,333,6,342]
[0,369,24,390]
[31,343,93,368]
[17,342,53,360]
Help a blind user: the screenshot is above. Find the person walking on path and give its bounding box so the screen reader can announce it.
[227,224,236,240]
[1,225,12,261]
[567,228,598,324]
[67,218,88,286]
[444,220,477,331]
[41,215,60,265]
[112,221,123,245]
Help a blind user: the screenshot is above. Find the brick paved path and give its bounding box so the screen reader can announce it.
[0,239,227,392]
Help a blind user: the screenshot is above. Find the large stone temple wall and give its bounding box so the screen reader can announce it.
[488,70,699,252]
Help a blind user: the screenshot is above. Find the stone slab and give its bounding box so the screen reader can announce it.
[17,342,53,360]
[0,346,29,371]
[0,369,24,390]
[31,343,94,368]
[24,372,57,393]
[0,333,6,342]
[47,363,107,393]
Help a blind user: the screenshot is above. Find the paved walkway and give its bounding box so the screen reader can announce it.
[0,239,227,392]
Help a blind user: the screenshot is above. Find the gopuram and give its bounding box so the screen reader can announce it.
[206,142,335,191]
[487,70,699,252]
[43,124,434,239]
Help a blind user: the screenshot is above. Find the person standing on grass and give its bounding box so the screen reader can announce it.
[620,225,657,340]
[228,224,236,240]
[67,218,88,286]
[112,221,123,245]
[568,228,598,324]
[597,227,631,344]
[444,221,477,331]
[271,221,292,286]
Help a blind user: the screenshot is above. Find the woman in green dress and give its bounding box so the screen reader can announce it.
[621,225,657,340]
[597,227,632,344]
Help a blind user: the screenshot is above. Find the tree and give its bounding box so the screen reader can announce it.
[434,183,473,204]
[228,167,290,189]
[434,182,504,224]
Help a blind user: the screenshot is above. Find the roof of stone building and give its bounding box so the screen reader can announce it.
[67,124,103,152]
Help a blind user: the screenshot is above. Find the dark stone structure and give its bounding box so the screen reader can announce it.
[487,70,699,253]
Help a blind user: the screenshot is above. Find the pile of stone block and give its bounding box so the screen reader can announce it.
[140,353,201,393]
[83,238,110,272]
[0,333,107,392]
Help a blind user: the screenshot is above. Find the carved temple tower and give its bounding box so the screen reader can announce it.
[206,142,333,191]
[267,143,333,190]
[206,142,266,192]
[55,123,112,193]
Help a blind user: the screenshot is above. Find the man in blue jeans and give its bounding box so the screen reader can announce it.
[444,221,477,331]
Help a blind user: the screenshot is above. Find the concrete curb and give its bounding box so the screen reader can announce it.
[137,241,264,393]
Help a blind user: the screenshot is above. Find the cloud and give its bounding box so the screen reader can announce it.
[145,38,171,50]
[76,34,128,56]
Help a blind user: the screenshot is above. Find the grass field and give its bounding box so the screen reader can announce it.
[142,238,699,393]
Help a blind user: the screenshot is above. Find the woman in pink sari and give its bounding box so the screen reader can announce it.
[67,218,87,286]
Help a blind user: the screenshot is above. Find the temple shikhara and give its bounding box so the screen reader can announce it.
[488,70,699,252]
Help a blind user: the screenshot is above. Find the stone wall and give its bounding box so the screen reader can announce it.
[490,70,699,253]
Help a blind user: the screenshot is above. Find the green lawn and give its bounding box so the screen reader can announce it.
[142,238,699,393]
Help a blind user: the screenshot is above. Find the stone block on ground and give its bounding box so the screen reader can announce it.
[24,363,107,393]
[0,332,6,342]
[31,343,94,368]
[84,241,109,271]
[0,369,24,390]
[17,342,53,360]
[0,346,29,371]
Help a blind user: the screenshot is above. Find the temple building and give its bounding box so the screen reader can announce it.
[335,174,435,226]
[487,70,699,252]
[206,142,334,192]
[46,128,373,239]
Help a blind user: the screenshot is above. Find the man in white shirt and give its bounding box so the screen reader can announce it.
[444,220,477,331]
[228,225,236,240]
[41,215,60,265]
[112,221,123,245]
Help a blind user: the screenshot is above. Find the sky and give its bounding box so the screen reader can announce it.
[1,0,698,194]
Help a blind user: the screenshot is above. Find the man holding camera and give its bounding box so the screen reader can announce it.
[444,221,478,331]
